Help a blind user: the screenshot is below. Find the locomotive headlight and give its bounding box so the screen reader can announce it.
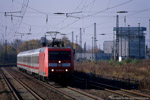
[58,60,61,63]
[51,69,54,72]
[65,69,68,72]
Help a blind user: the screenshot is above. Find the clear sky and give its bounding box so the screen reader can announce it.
[1,0,150,49]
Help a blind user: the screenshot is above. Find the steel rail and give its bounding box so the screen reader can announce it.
[89,80,150,99]
[0,69,20,100]
[74,76,149,100]
[14,68,103,100]
[12,68,79,100]
[67,86,103,100]
[121,89,150,98]
[6,69,43,100]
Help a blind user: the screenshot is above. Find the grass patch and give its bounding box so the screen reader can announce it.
[74,59,150,90]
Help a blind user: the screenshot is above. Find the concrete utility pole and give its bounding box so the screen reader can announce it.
[72,31,74,49]
[80,28,82,59]
[26,41,28,50]
[84,42,86,58]
[124,16,126,27]
[94,23,97,61]
[113,31,116,60]
[115,15,119,60]
[5,40,7,64]
[149,19,150,53]
[120,27,122,57]
[76,35,78,51]
[92,37,94,60]
[128,25,130,58]
[138,23,141,59]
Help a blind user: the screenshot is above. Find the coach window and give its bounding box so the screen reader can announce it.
[35,56,39,63]
[26,56,28,63]
[20,57,22,63]
[29,55,31,64]
[32,56,35,63]
[27,55,30,64]
[23,56,26,63]
[19,57,20,62]
[32,55,39,64]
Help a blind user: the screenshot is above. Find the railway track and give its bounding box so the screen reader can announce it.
[0,69,20,100]
[1,68,43,100]
[74,76,150,100]
[11,67,103,100]
[4,67,150,100]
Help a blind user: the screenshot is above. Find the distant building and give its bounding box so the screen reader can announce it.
[103,41,113,54]
[76,26,147,61]
[76,53,94,61]
[113,27,146,59]
[76,52,112,61]
[96,52,112,60]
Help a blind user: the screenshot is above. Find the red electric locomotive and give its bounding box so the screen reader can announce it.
[17,47,74,81]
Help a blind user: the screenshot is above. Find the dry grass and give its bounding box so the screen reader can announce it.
[74,59,150,90]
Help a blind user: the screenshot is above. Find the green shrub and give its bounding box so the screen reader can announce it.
[120,58,139,65]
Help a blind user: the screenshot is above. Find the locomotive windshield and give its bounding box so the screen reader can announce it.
[49,51,71,60]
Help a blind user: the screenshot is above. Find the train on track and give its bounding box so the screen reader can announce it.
[17,47,74,81]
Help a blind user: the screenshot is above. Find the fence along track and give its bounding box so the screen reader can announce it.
[3,68,43,100]
[0,68,20,100]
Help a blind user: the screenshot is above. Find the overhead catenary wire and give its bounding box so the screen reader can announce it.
[65,0,150,41]
[126,7,150,17]
[12,0,29,35]
[17,0,150,36]
[12,0,133,34]
[54,0,134,32]
[81,0,134,19]
[3,0,150,44]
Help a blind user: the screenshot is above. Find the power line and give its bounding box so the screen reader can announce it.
[54,0,133,34]
[14,0,131,37]
[9,0,29,35]
[14,0,47,15]
[72,0,84,12]
[81,0,133,19]
[2,0,140,43]
[126,7,150,17]
[107,0,111,10]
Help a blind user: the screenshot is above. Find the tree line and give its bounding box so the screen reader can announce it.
[0,37,82,65]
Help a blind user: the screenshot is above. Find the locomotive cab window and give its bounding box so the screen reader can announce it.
[49,51,71,60]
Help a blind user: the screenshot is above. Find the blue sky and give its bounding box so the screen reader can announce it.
[1,0,150,49]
